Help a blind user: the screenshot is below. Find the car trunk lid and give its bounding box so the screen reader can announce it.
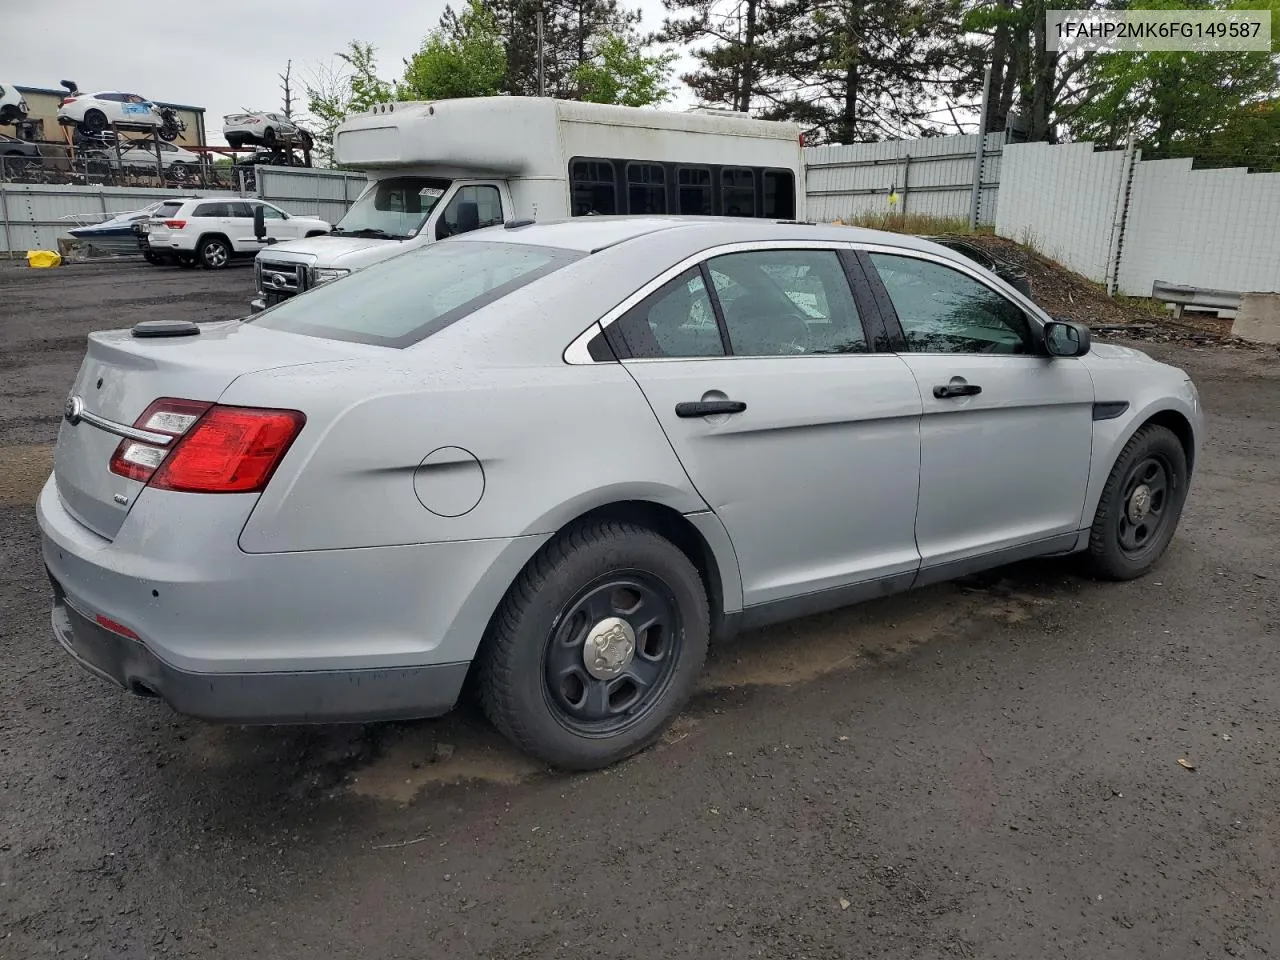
[54,320,364,540]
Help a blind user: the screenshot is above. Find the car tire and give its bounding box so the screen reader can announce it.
[197,236,231,270]
[263,127,276,146]
[479,519,710,771]
[80,109,107,135]
[299,130,314,150]
[1086,424,1188,581]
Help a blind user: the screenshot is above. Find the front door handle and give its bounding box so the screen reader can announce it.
[675,399,747,418]
[933,382,982,399]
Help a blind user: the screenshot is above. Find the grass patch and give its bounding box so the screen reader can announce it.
[834,213,994,236]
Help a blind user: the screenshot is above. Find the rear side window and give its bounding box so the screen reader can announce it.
[249,241,584,348]
[193,202,228,217]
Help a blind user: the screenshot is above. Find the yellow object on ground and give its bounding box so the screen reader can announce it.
[26,250,62,268]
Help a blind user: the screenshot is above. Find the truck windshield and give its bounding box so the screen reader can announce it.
[331,176,451,240]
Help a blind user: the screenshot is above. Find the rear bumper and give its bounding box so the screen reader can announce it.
[49,577,468,723]
[36,475,547,724]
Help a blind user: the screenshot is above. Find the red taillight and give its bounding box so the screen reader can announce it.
[152,407,305,493]
[163,219,186,229]
[799,132,806,147]
[61,97,77,105]
[95,614,140,641]
[108,398,304,494]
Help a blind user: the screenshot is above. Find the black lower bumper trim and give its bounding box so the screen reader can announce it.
[49,591,468,724]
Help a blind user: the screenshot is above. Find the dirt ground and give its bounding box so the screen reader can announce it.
[2,260,1278,959]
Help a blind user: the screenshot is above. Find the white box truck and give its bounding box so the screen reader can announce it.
[250,96,806,311]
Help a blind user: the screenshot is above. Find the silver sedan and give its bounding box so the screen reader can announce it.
[38,217,1202,770]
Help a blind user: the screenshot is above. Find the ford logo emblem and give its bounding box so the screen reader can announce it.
[64,395,84,425]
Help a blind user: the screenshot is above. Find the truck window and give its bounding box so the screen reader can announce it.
[763,170,796,219]
[436,185,504,240]
[333,176,451,240]
[678,167,713,215]
[626,163,666,215]
[722,168,756,217]
[570,159,617,216]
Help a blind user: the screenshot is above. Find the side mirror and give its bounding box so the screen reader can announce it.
[1043,319,1091,358]
[253,204,267,242]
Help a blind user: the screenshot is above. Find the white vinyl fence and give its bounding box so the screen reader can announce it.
[0,165,368,253]
[804,132,1006,224]
[997,141,1280,297]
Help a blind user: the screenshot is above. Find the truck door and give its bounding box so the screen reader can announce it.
[434,183,507,240]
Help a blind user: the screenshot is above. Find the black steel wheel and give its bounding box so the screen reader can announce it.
[1087,424,1188,580]
[479,520,709,771]
[543,572,684,737]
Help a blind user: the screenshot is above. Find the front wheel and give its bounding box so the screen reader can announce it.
[1086,424,1189,580]
[479,520,709,771]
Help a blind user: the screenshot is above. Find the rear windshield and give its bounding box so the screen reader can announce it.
[248,240,585,348]
[155,201,183,218]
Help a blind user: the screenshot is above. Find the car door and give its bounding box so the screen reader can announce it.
[858,247,1095,580]
[607,243,924,615]
[223,201,259,251]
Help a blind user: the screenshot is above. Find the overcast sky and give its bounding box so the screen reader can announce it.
[1,0,695,145]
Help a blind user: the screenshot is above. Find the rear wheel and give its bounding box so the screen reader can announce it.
[263,127,276,146]
[197,236,231,269]
[479,520,709,771]
[1086,424,1188,580]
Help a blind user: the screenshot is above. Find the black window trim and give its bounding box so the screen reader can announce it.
[567,156,798,221]
[853,245,1050,358]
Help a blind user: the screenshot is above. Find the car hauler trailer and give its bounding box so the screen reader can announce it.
[250,96,805,311]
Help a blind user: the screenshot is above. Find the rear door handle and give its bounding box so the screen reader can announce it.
[675,400,747,418]
[933,382,982,399]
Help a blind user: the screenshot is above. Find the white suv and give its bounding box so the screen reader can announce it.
[141,198,331,269]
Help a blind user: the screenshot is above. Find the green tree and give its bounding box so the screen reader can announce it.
[400,0,507,99]
[1061,0,1280,168]
[572,32,678,105]
[303,41,393,164]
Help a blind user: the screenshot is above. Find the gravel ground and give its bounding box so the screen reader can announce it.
[1,261,1277,960]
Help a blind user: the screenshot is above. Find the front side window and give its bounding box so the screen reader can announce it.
[868,253,1032,355]
[249,240,584,348]
[721,168,756,218]
[229,201,255,218]
[610,268,725,359]
[627,163,666,214]
[436,185,503,239]
[570,158,617,216]
[333,176,451,240]
[257,203,286,220]
[707,250,866,356]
